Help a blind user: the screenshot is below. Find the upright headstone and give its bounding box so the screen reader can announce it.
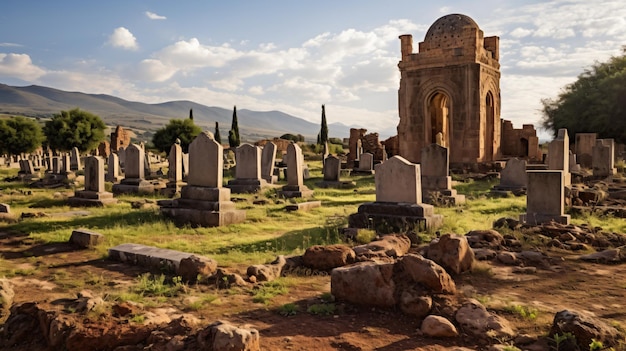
[112,143,154,194]
[61,154,71,174]
[160,132,245,227]
[355,153,374,174]
[575,133,596,169]
[181,152,189,179]
[227,144,267,193]
[497,158,527,189]
[520,170,569,225]
[316,154,355,189]
[278,143,313,198]
[106,153,123,183]
[348,156,443,232]
[420,144,464,205]
[70,147,81,171]
[69,156,117,206]
[356,139,363,161]
[547,129,571,186]
[260,142,277,184]
[52,157,61,174]
[160,143,185,197]
[592,139,617,177]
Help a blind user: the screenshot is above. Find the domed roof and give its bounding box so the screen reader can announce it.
[424,14,479,42]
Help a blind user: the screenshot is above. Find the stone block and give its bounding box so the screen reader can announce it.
[69,228,104,248]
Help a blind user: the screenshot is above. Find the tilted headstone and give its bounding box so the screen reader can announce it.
[499,158,527,189]
[260,142,277,184]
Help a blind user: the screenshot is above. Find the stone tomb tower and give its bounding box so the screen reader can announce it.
[397,14,501,164]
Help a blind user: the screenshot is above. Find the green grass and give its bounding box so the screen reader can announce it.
[251,279,291,304]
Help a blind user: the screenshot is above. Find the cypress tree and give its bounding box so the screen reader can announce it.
[189,108,194,120]
[228,105,240,147]
[214,121,222,144]
[319,104,328,145]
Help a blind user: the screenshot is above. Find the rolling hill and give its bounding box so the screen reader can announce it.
[0,83,367,142]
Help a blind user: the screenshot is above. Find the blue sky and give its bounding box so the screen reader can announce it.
[1,0,625,139]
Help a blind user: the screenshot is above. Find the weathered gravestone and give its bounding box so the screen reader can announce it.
[354,152,374,174]
[260,142,277,184]
[68,156,118,206]
[106,153,123,183]
[317,155,355,189]
[278,143,313,198]
[159,132,246,227]
[112,143,154,194]
[491,158,527,196]
[519,170,570,225]
[420,144,465,205]
[70,147,82,171]
[547,129,571,186]
[592,139,617,177]
[161,143,186,197]
[348,155,443,233]
[575,133,596,169]
[227,143,267,193]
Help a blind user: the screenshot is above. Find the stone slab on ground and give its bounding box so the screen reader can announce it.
[108,243,196,273]
[285,201,322,212]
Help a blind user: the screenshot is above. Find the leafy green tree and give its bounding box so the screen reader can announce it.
[541,49,626,143]
[214,121,222,144]
[0,116,45,155]
[152,118,202,154]
[43,108,106,152]
[317,104,329,145]
[228,105,241,148]
[280,133,299,142]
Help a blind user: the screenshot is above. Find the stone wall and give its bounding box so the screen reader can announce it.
[500,120,542,161]
[111,126,131,152]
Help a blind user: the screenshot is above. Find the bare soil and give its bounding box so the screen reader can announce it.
[1,230,625,351]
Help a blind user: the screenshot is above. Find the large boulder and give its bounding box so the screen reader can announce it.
[353,234,412,261]
[550,310,622,350]
[331,261,396,307]
[302,244,355,270]
[466,229,504,249]
[455,299,515,341]
[426,233,475,274]
[395,254,456,294]
[197,320,260,351]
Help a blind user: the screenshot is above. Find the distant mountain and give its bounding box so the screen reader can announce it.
[0,83,370,142]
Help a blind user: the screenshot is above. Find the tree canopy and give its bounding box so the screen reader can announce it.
[228,105,241,148]
[43,108,106,152]
[541,49,626,143]
[152,118,202,154]
[0,116,45,155]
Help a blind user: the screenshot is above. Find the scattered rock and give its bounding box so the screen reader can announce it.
[197,320,260,351]
[466,229,504,249]
[246,255,287,282]
[550,309,622,350]
[426,233,475,274]
[398,289,432,318]
[420,315,458,337]
[396,254,456,295]
[579,246,626,263]
[472,248,497,261]
[178,255,218,283]
[331,261,396,307]
[353,234,412,261]
[455,299,515,341]
[302,244,355,271]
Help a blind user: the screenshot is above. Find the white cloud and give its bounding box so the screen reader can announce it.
[0,53,46,80]
[145,11,166,20]
[509,27,532,38]
[0,42,22,47]
[108,27,138,50]
[248,86,264,95]
[134,59,178,82]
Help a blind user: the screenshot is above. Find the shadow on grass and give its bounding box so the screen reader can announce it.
[28,198,68,208]
[0,242,81,259]
[4,209,165,235]
[211,224,345,255]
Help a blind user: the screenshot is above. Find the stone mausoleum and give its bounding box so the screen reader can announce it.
[397,13,501,165]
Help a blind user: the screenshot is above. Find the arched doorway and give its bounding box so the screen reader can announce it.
[428,92,450,147]
[485,92,495,161]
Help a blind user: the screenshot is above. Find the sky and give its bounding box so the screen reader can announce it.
[0,0,625,140]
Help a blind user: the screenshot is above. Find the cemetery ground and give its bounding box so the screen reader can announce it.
[0,164,625,350]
